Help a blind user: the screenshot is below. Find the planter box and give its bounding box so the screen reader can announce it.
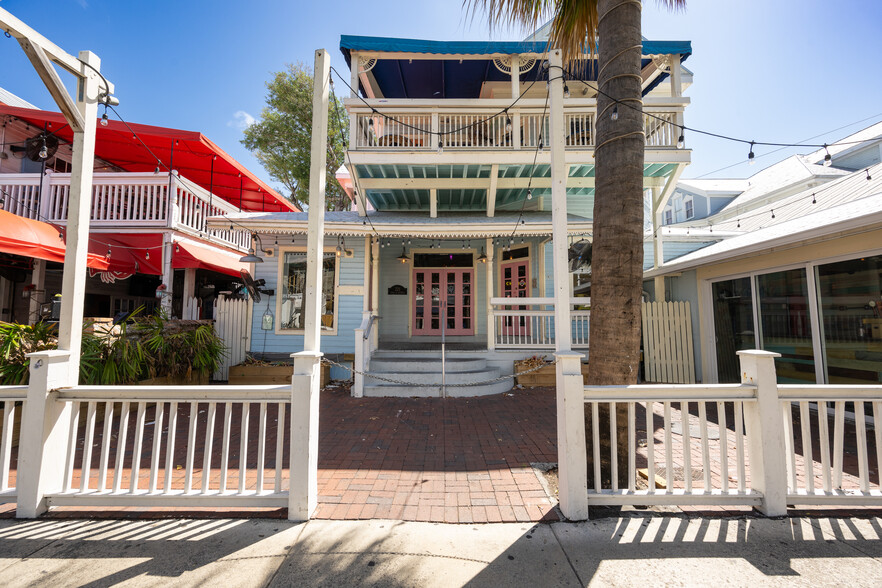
[228,364,330,388]
[514,360,589,387]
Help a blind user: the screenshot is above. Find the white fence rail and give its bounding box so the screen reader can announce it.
[778,385,882,504]
[213,297,252,381]
[0,172,250,251]
[581,385,760,507]
[489,297,589,349]
[555,350,882,520]
[14,350,322,520]
[0,387,26,502]
[47,387,289,507]
[642,300,696,384]
[347,98,686,152]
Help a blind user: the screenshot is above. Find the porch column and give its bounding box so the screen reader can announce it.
[29,259,46,324]
[288,47,329,522]
[57,51,102,384]
[371,237,380,317]
[485,237,495,350]
[160,233,174,316]
[548,49,572,352]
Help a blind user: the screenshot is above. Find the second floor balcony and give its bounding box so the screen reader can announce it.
[346,97,688,157]
[0,171,252,251]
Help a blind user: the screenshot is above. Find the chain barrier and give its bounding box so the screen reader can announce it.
[320,356,558,388]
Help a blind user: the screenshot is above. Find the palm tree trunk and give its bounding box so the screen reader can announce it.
[587,0,646,486]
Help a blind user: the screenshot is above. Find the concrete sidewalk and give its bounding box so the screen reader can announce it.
[1,514,881,587]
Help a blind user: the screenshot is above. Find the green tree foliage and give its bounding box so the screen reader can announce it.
[241,63,350,211]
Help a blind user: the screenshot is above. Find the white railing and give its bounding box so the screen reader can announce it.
[47,386,290,507]
[352,312,379,398]
[0,387,27,502]
[0,174,41,218]
[490,297,589,349]
[0,172,250,251]
[555,350,882,520]
[778,386,882,504]
[347,98,686,152]
[581,385,760,506]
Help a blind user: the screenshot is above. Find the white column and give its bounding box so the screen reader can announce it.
[289,350,322,520]
[548,49,572,352]
[160,233,174,316]
[29,258,46,324]
[304,48,330,353]
[57,51,101,385]
[430,188,438,218]
[485,238,495,350]
[371,238,380,316]
[510,55,521,150]
[16,350,75,517]
[555,351,589,520]
[182,268,196,299]
[738,350,787,516]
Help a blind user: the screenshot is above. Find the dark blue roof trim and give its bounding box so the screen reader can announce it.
[340,35,692,58]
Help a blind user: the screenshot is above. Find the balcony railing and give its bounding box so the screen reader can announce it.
[0,171,250,251]
[489,297,590,349]
[346,98,686,152]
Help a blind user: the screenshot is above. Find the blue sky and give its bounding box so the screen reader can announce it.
[1,0,880,193]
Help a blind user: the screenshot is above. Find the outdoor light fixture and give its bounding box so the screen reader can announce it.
[38,137,48,159]
[526,188,533,200]
[397,247,410,264]
[823,144,832,167]
[477,248,488,263]
[748,141,756,165]
[677,128,685,149]
[611,105,619,121]
[239,233,264,263]
[563,84,570,99]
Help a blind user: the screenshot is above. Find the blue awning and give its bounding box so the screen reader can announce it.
[340,35,692,58]
[340,35,691,99]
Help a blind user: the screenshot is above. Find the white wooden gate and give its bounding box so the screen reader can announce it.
[641,300,695,384]
[213,297,252,381]
[182,296,200,320]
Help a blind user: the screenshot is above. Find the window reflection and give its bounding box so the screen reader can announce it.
[280,252,336,330]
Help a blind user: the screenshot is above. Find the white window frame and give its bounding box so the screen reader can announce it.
[275,246,340,336]
[684,196,694,220]
[664,209,673,225]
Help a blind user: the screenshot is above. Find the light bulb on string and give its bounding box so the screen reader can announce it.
[106,245,112,258]
[677,128,685,149]
[771,209,776,219]
[505,113,512,133]
[526,189,533,200]
[867,169,873,181]
[611,105,618,121]
[145,250,150,260]
[438,139,444,154]
[736,219,741,228]
[748,141,756,165]
[100,110,109,127]
[563,84,570,99]
[823,144,832,167]
[812,193,817,204]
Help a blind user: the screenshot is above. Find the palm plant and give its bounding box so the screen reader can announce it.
[465,0,685,485]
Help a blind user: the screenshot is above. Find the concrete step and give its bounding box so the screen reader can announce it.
[369,356,488,373]
[364,367,509,387]
[363,377,513,398]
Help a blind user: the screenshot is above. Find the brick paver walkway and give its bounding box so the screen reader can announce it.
[315,387,558,523]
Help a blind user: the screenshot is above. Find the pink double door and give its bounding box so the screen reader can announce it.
[412,269,474,336]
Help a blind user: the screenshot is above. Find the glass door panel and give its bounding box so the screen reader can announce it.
[712,277,755,383]
[816,254,882,384]
[757,268,815,383]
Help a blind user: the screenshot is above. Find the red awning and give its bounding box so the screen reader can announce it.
[0,209,109,270]
[172,241,247,277]
[87,233,164,275]
[0,104,297,213]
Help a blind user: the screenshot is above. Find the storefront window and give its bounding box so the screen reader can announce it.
[816,255,882,384]
[712,277,755,383]
[280,252,336,331]
[757,269,815,382]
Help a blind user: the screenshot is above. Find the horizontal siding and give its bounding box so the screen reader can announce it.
[644,240,716,270]
[248,235,365,356]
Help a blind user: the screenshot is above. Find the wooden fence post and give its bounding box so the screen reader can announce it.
[738,349,787,516]
[16,350,74,517]
[288,350,322,521]
[556,351,589,520]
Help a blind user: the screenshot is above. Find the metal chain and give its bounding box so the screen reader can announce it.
[320,356,558,388]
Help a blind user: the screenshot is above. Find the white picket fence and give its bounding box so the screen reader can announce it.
[642,300,695,384]
[182,296,200,320]
[0,387,26,503]
[213,297,252,381]
[555,349,882,520]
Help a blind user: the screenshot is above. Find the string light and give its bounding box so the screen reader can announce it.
[771,209,776,219]
[611,105,618,121]
[526,189,533,200]
[867,168,873,181]
[677,128,685,149]
[748,141,756,165]
[812,193,817,204]
[823,144,832,167]
[563,83,570,99]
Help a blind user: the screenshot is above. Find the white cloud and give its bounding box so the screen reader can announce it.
[229,110,256,131]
